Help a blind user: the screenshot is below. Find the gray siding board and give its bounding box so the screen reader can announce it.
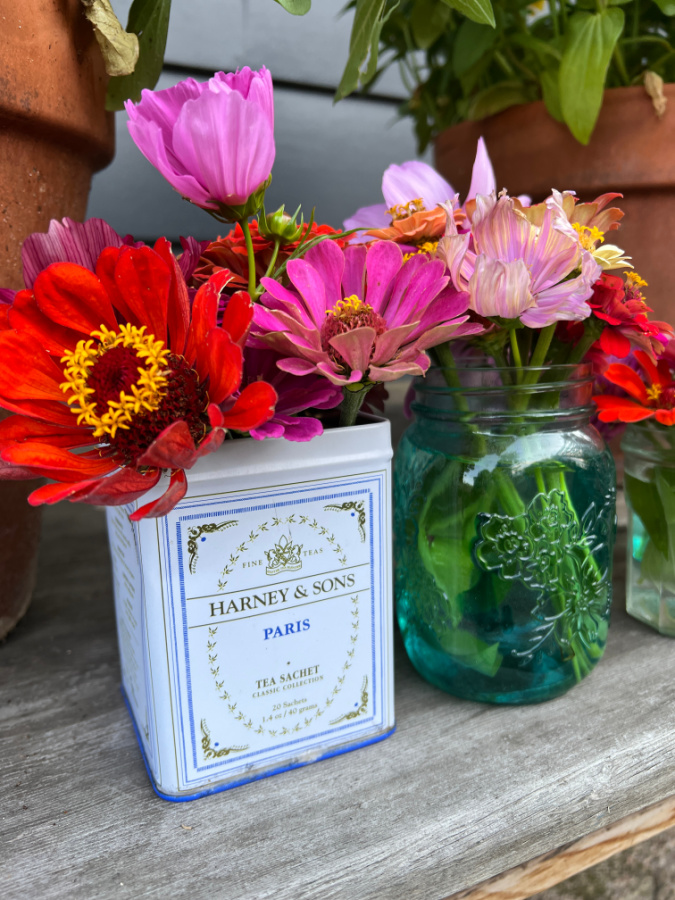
[110,0,408,97]
[87,71,428,242]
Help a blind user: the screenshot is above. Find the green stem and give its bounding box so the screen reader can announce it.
[339,385,372,428]
[566,320,604,365]
[262,238,282,284]
[510,329,524,382]
[240,218,257,301]
[525,323,556,378]
[612,44,631,87]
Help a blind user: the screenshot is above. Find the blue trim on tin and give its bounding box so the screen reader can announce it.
[122,686,396,803]
[159,473,389,790]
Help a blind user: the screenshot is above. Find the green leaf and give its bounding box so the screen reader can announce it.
[510,33,563,64]
[411,0,451,49]
[652,0,675,14]
[655,468,675,561]
[81,0,139,77]
[274,0,312,12]
[440,0,495,27]
[436,627,503,677]
[640,540,675,592]
[466,81,536,120]
[541,67,563,122]
[558,8,624,144]
[453,19,497,76]
[625,472,669,557]
[106,0,172,111]
[335,0,391,101]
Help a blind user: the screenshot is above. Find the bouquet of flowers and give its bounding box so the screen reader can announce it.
[358,155,674,699]
[0,67,480,521]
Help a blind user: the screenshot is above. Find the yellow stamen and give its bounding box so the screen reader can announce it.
[387,198,426,221]
[572,223,605,250]
[647,384,662,402]
[60,323,170,439]
[329,295,373,321]
[627,271,648,288]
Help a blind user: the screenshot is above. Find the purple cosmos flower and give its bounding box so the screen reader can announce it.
[251,239,483,387]
[125,68,275,212]
[439,192,602,328]
[244,348,342,442]
[344,138,497,238]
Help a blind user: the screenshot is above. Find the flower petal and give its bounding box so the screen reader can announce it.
[382,160,454,210]
[21,217,124,289]
[0,332,65,401]
[114,246,171,345]
[328,327,376,378]
[221,290,254,346]
[8,290,81,356]
[33,263,117,334]
[1,443,117,482]
[136,421,199,470]
[204,328,243,405]
[219,382,277,431]
[153,237,190,355]
[130,469,188,521]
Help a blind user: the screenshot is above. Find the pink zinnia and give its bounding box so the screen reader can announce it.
[251,240,482,386]
[125,68,275,212]
[440,192,601,328]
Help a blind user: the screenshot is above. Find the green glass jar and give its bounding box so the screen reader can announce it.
[623,422,675,636]
[394,364,616,704]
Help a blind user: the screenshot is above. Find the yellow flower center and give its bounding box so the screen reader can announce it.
[627,271,648,288]
[647,384,662,402]
[387,198,426,221]
[572,223,605,250]
[329,295,374,320]
[60,324,171,439]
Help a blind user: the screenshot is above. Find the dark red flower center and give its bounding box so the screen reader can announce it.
[88,346,145,415]
[320,295,386,371]
[109,355,208,466]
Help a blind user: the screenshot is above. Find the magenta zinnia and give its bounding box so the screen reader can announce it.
[251,239,482,386]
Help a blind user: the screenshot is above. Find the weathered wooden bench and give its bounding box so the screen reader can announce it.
[2,503,674,900]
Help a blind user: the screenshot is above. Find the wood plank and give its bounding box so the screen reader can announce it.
[88,72,424,241]
[110,0,407,96]
[2,502,675,900]
[445,796,675,900]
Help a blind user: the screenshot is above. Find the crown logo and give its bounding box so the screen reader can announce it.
[265,533,303,576]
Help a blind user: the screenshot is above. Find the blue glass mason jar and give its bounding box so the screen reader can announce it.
[623,422,675,636]
[394,364,617,704]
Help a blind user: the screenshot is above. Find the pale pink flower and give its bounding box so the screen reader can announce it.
[440,192,601,328]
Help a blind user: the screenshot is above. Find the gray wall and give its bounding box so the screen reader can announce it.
[87,1,429,242]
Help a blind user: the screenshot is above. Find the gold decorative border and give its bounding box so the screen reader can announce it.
[324,501,367,542]
[187,520,237,574]
[217,521,269,591]
[200,719,248,760]
[330,676,369,724]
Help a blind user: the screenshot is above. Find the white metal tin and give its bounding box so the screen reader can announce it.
[107,416,395,800]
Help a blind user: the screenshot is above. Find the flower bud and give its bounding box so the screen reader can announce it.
[258,204,304,243]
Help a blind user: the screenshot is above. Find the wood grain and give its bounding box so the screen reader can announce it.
[446,795,675,900]
[2,504,675,900]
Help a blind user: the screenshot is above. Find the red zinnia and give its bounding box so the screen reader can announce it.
[593,350,675,426]
[590,271,672,360]
[0,241,277,519]
[192,219,351,290]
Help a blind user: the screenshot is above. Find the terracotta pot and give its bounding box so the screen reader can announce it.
[434,85,675,322]
[0,0,115,638]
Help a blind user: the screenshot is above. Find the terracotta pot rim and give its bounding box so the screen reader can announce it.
[0,110,115,172]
